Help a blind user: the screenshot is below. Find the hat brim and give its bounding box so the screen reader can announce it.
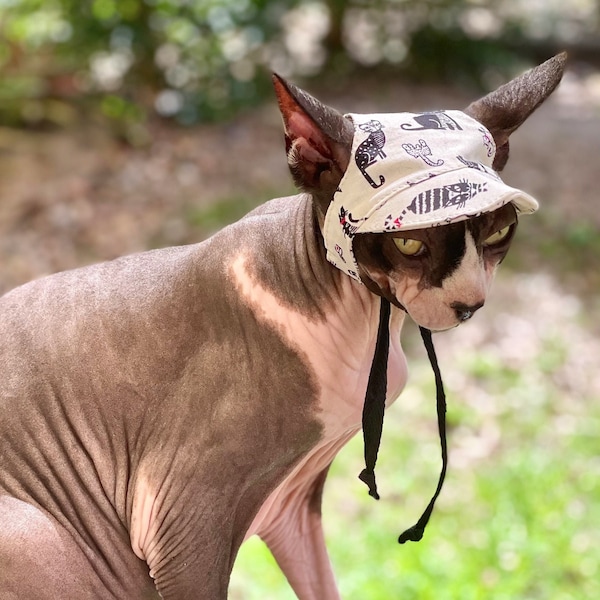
[355,167,539,234]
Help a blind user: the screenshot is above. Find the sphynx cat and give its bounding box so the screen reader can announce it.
[0,54,565,599]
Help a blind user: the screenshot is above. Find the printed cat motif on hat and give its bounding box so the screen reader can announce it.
[354,120,387,188]
[338,206,365,238]
[384,179,488,232]
[401,111,463,131]
[402,139,444,167]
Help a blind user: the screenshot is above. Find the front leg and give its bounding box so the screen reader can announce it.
[259,466,341,600]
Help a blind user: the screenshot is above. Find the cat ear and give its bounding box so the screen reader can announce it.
[272,74,354,215]
[465,52,567,171]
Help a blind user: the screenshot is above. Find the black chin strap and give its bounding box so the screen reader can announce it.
[398,326,448,543]
[359,297,449,544]
[358,296,391,500]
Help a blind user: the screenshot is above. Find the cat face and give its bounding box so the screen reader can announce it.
[354,203,518,331]
[273,54,565,327]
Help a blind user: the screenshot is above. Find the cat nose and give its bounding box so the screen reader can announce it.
[451,301,484,322]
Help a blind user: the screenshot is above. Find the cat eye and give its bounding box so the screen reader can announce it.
[393,237,425,256]
[483,225,512,246]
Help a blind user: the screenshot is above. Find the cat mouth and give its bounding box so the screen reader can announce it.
[409,312,473,333]
[429,322,461,333]
[405,298,484,332]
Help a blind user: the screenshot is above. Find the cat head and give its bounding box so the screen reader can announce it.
[273,54,566,331]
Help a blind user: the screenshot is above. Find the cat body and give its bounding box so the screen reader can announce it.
[0,54,566,599]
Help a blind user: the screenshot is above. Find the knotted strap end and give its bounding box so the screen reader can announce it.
[358,468,380,500]
[398,525,424,544]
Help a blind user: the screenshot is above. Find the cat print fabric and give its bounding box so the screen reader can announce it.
[400,111,463,131]
[402,139,444,167]
[355,120,387,188]
[323,110,539,282]
[385,179,489,232]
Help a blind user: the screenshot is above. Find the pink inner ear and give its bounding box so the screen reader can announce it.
[292,137,329,166]
[288,111,332,159]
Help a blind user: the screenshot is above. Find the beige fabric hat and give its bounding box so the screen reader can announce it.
[323,110,539,281]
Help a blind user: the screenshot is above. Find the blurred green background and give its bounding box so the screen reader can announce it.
[2,0,600,131]
[1,1,600,598]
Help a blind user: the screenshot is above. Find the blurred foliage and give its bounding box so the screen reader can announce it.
[0,0,598,133]
[0,0,297,131]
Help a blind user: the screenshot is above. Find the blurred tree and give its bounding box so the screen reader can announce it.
[0,0,301,130]
[0,0,597,133]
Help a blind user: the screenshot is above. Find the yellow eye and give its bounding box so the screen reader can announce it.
[484,225,512,246]
[393,238,424,256]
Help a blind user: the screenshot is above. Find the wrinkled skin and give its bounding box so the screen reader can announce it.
[0,54,565,599]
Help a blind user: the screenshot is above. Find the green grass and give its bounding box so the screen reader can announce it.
[229,272,600,599]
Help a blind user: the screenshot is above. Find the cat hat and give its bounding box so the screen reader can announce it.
[323,110,539,281]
